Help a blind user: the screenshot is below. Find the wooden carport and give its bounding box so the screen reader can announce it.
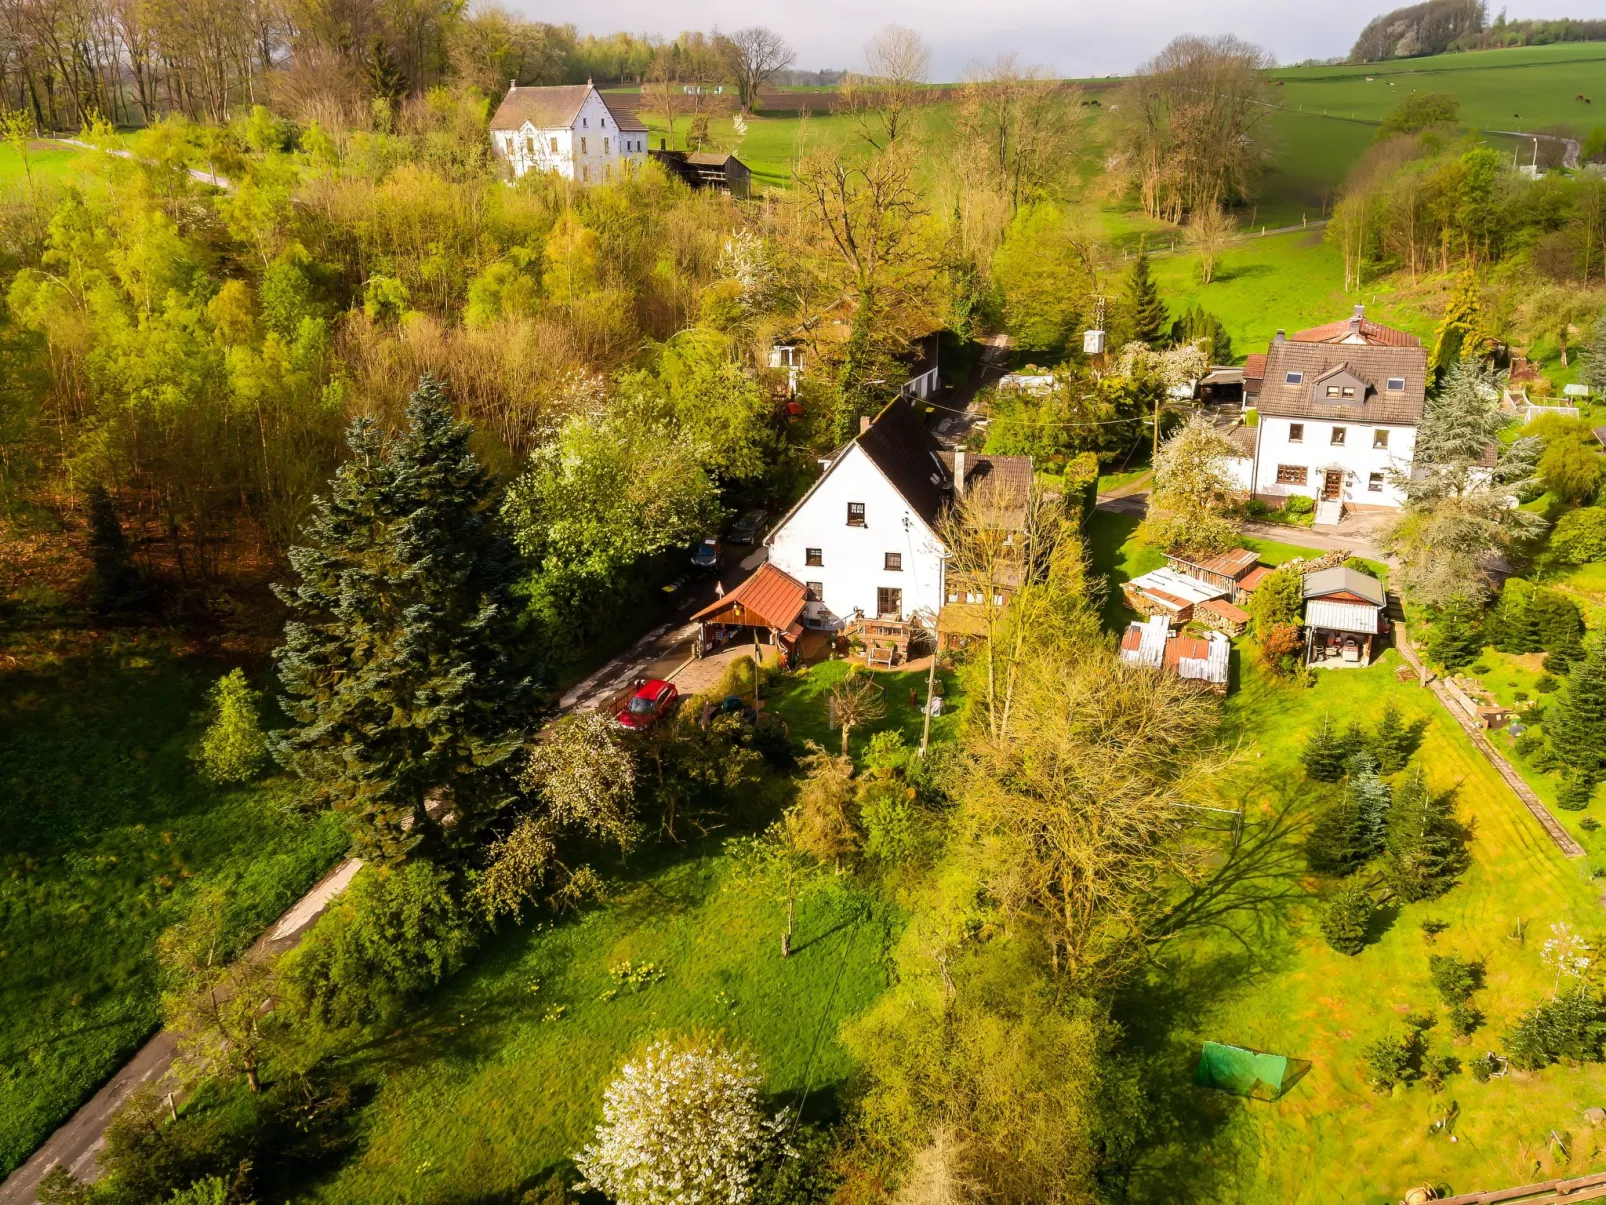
[690,563,808,664]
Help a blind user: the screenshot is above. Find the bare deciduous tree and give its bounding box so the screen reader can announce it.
[842,24,930,148]
[719,25,793,113]
[955,53,1075,213]
[827,670,886,756]
[1183,201,1235,284]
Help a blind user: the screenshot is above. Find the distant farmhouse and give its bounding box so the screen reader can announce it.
[490,83,647,184]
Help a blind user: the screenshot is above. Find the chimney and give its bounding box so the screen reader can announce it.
[1274,329,1285,344]
[859,415,872,435]
[1349,304,1363,337]
[953,449,967,496]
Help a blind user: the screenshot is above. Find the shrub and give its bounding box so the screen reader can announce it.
[1537,675,1561,693]
[1551,506,1606,565]
[1258,621,1304,676]
[860,778,921,866]
[1513,732,1540,757]
[198,669,268,784]
[1422,1051,1459,1092]
[1469,1052,1500,1082]
[1428,954,1483,1004]
[1558,775,1597,811]
[1320,880,1374,954]
[1582,817,1601,833]
[1532,745,1561,772]
[281,860,477,1031]
[1504,987,1606,1070]
[1447,1000,1484,1037]
[1285,495,1315,516]
[1362,1027,1423,1092]
[1244,498,1269,517]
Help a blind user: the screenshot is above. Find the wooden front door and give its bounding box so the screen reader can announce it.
[1322,469,1343,501]
[877,587,902,619]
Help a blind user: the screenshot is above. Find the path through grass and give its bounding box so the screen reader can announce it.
[0,645,347,1175]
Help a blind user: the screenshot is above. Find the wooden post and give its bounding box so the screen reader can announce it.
[919,645,938,758]
[753,627,762,708]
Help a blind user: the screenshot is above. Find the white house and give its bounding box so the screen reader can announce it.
[762,399,1030,630]
[1231,336,1427,518]
[489,82,648,184]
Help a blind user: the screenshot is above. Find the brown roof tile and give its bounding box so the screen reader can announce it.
[1243,353,1267,383]
[1293,316,1422,347]
[1257,342,1427,425]
[690,563,806,631]
[490,84,591,130]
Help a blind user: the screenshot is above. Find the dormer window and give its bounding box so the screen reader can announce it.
[1285,371,1303,384]
[1386,377,1406,391]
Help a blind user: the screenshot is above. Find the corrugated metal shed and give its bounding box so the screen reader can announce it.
[1306,600,1379,634]
[1119,616,1169,668]
[1174,631,1231,688]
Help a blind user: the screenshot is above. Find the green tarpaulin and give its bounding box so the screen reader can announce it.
[1193,1041,1308,1100]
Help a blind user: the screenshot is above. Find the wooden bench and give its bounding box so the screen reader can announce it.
[866,645,895,667]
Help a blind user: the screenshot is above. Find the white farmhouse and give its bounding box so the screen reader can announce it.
[763,399,1030,632]
[1235,336,1427,520]
[489,82,648,185]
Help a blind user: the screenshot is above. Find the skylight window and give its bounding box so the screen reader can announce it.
[1285,371,1303,384]
[1386,377,1406,391]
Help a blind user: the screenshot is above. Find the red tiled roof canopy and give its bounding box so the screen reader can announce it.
[1243,353,1267,382]
[691,563,807,632]
[1291,317,1422,347]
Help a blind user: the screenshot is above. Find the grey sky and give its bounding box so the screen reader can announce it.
[512,0,1606,79]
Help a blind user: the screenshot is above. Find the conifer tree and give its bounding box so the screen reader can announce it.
[1307,760,1392,874]
[1349,760,1394,857]
[1583,313,1606,394]
[1533,589,1584,673]
[1384,767,1468,902]
[85,484,149,616]
[1368,700,1416,774]
[199,668,268,784]
[1124,249,1167,346]
[1548,638,1606,787]
[1321,879,1374,955]
[271,377,532,864]
[1302,713,1348,782]
[1427,600,1484,672]
[1491,578,1542,653]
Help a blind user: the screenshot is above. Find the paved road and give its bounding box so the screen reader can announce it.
[0,548,763,1202]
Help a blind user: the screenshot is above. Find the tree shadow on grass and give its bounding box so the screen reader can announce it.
[1113,783,1316,1203]
[1207,261,1274,285]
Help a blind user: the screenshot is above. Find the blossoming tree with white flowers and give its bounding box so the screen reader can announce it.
[575,1035,789,1205]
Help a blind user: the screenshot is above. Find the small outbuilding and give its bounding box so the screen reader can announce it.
[1302,566,1387,667]
[649,148,752,198]
[1122,567,1228,625]
[1165,548,1263,602]
[1120,615,1231,694]
[690,562,807,663]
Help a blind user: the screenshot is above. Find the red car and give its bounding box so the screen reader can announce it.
[616,679,679,730]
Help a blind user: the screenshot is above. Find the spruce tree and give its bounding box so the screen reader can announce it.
[1548,638,1606,786]
[1350,761,1394,857]
[1490,578,1541,654]
[1384,767,1468,902]
[85,484,149,616]
[1426,601,1483,672]
[1302,713,1348,782]
[1583,312,1606,394]
[271,377,533,863]
[1533,589,1584,672]
[1124,249,1168,346]
[1321,880,1374,955]
[1369,700,1416,774]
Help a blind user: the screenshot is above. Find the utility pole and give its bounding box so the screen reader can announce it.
[918,647,938,758]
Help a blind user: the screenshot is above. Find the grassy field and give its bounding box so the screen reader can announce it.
[1146,229,1440,363]
[1086,508,1606,1202]
[0,644,348,1176]
[765,657,963,756]
[295,845,893,1202]
[283,662,966,1201]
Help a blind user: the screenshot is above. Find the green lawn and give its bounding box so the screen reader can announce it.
[0,140,88,187]
[293,840,894,1202]
[1124,650,1606,1204]
[765,658,963,757]
[0,646,348,1176]
[1147,230,1439,365]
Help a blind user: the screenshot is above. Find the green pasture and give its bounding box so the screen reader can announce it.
[0,647,347,1176]
[0,140,88,188]
[1146,229,1438,364]
[293,838,894,1200]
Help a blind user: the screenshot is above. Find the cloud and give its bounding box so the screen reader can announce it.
[501,0,1606,78]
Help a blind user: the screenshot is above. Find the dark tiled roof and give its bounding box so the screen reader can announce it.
[1292,316,1422,347]
[1226,425,1259,458]
[858,399,951,527]
[490,84,591,130]
[1257,342,1427,425]
[690,563,806,631]
[605,101,647,132]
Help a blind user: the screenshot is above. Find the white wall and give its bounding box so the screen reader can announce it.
[1252,414,1416,508]
[495,89,648,183]
[768,444,945,627]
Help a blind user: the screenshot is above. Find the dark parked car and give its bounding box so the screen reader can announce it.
[728,509,767,545]
[691,537,723,571]
[616,679,679,730]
